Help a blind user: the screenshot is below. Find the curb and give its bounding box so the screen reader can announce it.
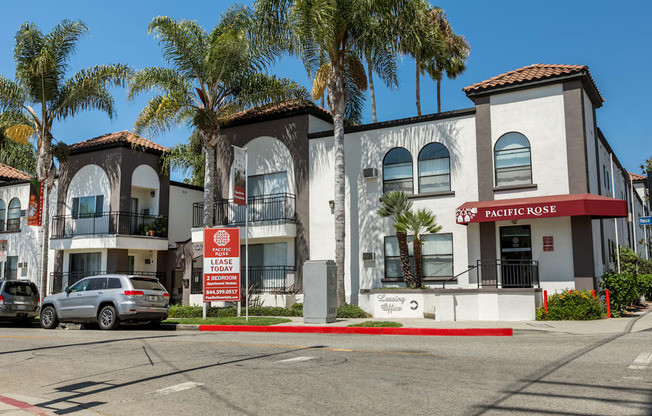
[196,325,513,337]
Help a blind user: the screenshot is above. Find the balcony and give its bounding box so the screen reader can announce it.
[52,212,168,238]
[193,193,296,228]
[50,271,167,294]
[190,265,295,295]
[476,259,540,289]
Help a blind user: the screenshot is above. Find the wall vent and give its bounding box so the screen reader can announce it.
[362,252,375,261]
[363,168,378,179]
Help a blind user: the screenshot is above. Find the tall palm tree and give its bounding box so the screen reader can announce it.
[424,8,470,113]
[255,0,397,306]
[160,130,205,187]
[129,7,308,228]
[0,20,131,296]
[378,191,413,286]
[396,208,441,288]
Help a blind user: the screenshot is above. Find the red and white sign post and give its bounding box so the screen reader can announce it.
[203,228,241,313]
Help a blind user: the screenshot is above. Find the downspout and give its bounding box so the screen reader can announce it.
[630,174,636,255]
[610,153,620,273]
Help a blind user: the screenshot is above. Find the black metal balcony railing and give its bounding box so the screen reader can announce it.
[190,266,295,295]
[50,271,167,294]
[193,193,296,228]
[51,212,167,238]
[476,259,539,289]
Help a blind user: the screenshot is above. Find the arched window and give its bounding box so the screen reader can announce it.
[0,200,5,231]
[7,198,21,231]
[494,132,532,187]
[383,148,413,194]
[418,143,450,193]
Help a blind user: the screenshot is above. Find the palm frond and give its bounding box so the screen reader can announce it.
[134,93,191,137]
[4,124,34,145]
[345,54,368,92]
[0,76,27,112]
[148,17,207,82]
[128,66,191,100]
[312,63,329,100]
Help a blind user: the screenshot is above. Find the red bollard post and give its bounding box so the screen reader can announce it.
[592,290,595,299]
[569,289,573,295]
[543,290,549,320]
[605,289,611,319]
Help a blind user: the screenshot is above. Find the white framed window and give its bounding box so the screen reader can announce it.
[383,147,413,194]
[72,195,104,218]
[418,143,450,193]
[7,198,21,231]
[384,233,453,279]
[0,200,5,232]
[495,132,532,187]
[247,172,288,197]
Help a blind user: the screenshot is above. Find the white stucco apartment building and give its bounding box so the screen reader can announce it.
[190,63,650,319]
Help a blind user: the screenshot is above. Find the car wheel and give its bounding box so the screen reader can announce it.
[98,305,120,330]
[40,306,59,329]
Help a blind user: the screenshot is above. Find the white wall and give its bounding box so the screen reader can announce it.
[490,85,569,199]
[131,164,160,216]
[168,184,203,243]
[308,115,333,134]
[309,114,478,302]
[66,164,111,214]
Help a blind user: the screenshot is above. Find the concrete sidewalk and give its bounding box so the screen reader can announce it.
[174,303,652,336]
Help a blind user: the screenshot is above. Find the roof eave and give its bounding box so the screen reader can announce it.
[221,106,332,129]
[69,140,165,156]
[464,72,604,108]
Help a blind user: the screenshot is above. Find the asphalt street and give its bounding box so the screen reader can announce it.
[0,323,650,415]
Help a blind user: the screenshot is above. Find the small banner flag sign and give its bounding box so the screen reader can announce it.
[233,146,246,206]
[27,180,44,227]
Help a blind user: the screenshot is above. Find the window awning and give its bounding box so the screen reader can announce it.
[456,193,628,225]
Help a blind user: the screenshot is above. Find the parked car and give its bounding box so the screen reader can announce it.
[0,279,40,324]
[40,274,170,330]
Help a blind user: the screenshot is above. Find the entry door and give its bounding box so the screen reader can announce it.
[127,256,135,274]
[499,225,533,287]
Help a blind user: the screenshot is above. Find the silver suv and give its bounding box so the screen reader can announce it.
[0,280,40,323]
[40,274,169,330]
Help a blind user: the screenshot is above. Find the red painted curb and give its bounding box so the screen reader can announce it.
[199,325,382,335]
[0,395,49,416]
[197,325,512,336]
[380,327,513,337]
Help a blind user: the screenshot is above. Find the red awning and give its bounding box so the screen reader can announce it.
[456,193,628,225]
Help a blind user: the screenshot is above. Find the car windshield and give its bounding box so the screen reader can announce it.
[129,278,165,291]
[4,282,37,296]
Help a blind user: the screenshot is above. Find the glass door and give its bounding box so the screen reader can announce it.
[499,225,533,287]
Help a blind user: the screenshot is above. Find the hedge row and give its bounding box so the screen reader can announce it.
[536,290,604,321]
[601,272,652,315]
[168,303,368,319]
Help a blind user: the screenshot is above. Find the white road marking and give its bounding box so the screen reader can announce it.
[155,382,204,395]
[628,352,652,370]
[278,356,316,363]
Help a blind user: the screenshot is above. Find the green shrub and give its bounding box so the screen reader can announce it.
[290,302,303,313]
[536,289,604,321]
[337,304,369,318]
[168,304,302,318]
[600,272,639,313]
[638,274,652,300]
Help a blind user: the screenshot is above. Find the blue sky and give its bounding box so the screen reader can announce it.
[0,1,649,181]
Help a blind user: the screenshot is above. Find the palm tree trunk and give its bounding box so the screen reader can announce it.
[415,55,421,117]
[37,133,54,296]
[397,230,413,287]
[202,131,215,228]
[413,236,422,288]
[329,60,348,308]
[436,78,441,113]
[368,58,377,123]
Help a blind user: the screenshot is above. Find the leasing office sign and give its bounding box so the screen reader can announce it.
[203,228,240,302]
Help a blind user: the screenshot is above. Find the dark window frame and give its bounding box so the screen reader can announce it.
[418,142,451,193]
[0,199,5,232]
[494,132,533,187]
[6,198,21,231]
[383,147,414,194]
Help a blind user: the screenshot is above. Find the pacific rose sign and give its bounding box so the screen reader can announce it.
[203,228,240,302]
[456,194,628,224]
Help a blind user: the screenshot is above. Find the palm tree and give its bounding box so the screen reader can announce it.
[160,130,205,187]
[424,8,470,113]
[255,0,397,307]
[396,208,442,288]
[129,7,308,228]
[0,20,131,296]
[378,191,413,286]
[397,0,438,117]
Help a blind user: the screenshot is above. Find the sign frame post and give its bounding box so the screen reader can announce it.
[233,145,249,321]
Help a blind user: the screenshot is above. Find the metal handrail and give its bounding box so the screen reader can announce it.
[51,211,168,238]
[193,193,296,227]
[442,265,478,289]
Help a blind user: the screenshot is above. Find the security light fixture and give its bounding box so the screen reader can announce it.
[329,200,335,209]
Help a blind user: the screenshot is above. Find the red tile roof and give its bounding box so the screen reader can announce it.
[0,163,32,181]
[629,171,647,181]
[463,64,604,103]
[224,99,331,125]
[69,130,167,153]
